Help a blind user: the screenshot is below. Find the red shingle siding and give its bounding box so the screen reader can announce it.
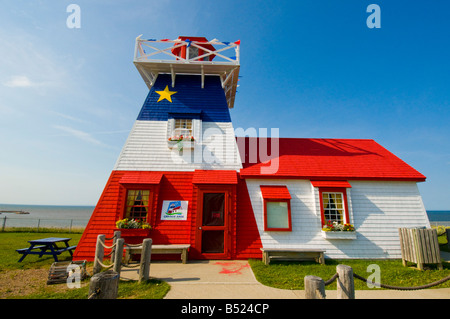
[73,171,123,261]
[74,170,263,261]
[74,171,195,261]
[235,179,263,259]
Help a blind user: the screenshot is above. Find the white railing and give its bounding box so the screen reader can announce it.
[134,36,240,65]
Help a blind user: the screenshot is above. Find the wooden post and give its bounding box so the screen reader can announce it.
[88,270,119,299]
[93,234,105,275]
[113,238,124,275]
[139,238,152,283]
[304,275,326,299]
[336,264,355,299]
[111,231,121,263]
[446,228,450,250]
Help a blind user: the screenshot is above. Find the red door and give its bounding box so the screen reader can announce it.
[196,188,231,259]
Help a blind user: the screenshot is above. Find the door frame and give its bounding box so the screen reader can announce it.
[195,185,233,259]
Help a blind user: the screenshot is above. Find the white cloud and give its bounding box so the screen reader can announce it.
[53,125,103,146]
[3,75,37,88]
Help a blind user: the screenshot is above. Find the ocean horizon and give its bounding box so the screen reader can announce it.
[0,203,94,229]
[1,203,449,225]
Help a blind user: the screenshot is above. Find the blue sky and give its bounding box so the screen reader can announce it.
[0,1,449,209]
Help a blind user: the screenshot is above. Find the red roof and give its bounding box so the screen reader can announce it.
[192,170,238,184]
[119,172,163,184]
[237,137,426,182]
[260,185,291,199]
[310,181,352,188]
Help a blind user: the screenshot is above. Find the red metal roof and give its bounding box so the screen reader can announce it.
[260,185,291,199]
[192,170,238,184]
[310,181,352,188]
[119,172,163,184]
[237,137,426,182]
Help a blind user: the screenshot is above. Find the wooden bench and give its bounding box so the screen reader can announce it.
[125,244,190,264]
[260,248,326,265]
[16,245,48,256]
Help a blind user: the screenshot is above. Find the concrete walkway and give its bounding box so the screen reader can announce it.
[120,253,450,299]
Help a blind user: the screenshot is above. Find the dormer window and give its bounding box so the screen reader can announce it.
[173,119,193,137]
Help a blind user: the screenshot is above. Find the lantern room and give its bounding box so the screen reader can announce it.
[133,35,240,108]
[171,36,216,61]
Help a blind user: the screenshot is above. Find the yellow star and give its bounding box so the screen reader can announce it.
[155,85,177,103]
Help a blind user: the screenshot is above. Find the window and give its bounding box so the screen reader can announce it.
[264,200,292,231]
[260,185,292,231]
[173,119,193,137]
[319,188,350,226]
[322,192,345,224]
[125,190,151,222]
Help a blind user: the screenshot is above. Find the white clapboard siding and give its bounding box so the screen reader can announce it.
[114,120,242,171]
[246,179,430,259]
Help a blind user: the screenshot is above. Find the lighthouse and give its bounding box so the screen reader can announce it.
[74,36,255,261]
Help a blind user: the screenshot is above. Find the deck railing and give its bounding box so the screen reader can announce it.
[134,36,240,65]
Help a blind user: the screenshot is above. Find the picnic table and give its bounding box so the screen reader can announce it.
[16,237,77,262]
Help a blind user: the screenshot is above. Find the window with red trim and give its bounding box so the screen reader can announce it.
[261,185,292,231]
[319,188,350,226]
[125,189,151,222]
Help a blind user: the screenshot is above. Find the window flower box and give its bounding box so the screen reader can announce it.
[321,221,356,239]
[115,218,152,237]
[321,230,357,240]
[168,135,195,151]
[114,228,152,237]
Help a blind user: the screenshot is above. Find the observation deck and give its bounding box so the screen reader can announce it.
[134,36,241,108]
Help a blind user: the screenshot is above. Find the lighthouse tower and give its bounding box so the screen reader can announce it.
[114,36,242,171]
[73,36,252,261]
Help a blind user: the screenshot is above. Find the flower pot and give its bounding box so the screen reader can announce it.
[114,228,151,237]
[321,230,357,240]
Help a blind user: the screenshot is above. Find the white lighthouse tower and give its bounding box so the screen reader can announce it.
[113,36,242,172]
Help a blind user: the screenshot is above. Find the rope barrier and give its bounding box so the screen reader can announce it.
[352,272,450,291]
[324,273,338,286]
[122,243,145,268]
[95,256,114,269]
[323,271,450,290]
[99,240,116,250]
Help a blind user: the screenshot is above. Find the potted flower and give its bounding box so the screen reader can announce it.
[168,135,195,151]
[114,218,152,237]
[321,221,356,239]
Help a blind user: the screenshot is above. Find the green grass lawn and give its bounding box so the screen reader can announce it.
[249,227,450,291]
[0,231,170,299]
[1,229,449,297]
[249,258,450,290]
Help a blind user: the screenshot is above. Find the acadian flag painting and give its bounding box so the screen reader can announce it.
[161,200,188,220]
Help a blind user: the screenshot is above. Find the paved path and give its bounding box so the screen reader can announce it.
[120,256,450,299]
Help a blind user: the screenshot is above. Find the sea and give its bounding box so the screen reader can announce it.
[0,203,449,229]
[0,203,94,229]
